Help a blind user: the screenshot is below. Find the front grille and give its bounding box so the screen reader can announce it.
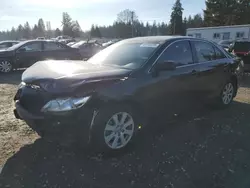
[18,86,49,115]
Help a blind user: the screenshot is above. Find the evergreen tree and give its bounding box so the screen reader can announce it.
[10,27,16,40]
[32,24,39,38]
[55,28,61,37]
[90,24,96,37]
[37,18,45,36]
[90,25,102,38]
[237,0,250,24]
[170,0,184,35]
[17,24,24,39]
[145,22,150,36]
[46,21,53,38]
[23,22,32,39]
[183,17,187,35]
[95,26,101,38]
[185,14,204,29]
[192,14,204,27]
[160,22,168,35]
[62,12,73,36]
[71,21,82,37]
[204,0,238,26]
[151,21,158,36]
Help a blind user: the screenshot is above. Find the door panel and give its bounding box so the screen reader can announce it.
[191,40,230,98]
[197,59,230,97]
[15,42,43,67]
[42,41,72,60]
[138,40,200,116]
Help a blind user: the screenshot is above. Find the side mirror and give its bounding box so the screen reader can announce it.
[155,61,177,71]
[17,48,26,53]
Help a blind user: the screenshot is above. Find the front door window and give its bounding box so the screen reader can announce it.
[157,40,194,67]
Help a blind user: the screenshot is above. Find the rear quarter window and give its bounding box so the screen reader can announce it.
[193,41,215,62]
[213,46,226,59]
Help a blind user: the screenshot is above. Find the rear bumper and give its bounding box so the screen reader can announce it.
[14,101,94,144]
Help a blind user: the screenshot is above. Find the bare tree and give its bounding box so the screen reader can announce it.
[116,9,139,37]
[116,9,138,24]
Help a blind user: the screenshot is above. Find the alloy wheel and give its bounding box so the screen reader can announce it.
[104,112,134,149]
[0,60,12,73]
[222,83,234,105]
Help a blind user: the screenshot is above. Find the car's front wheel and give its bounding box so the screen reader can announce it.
[91,105,138,152]
[0,59,12,73]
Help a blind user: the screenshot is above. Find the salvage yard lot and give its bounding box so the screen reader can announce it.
[1,71,250,188]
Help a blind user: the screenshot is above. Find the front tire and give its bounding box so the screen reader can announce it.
[91,105,138,152]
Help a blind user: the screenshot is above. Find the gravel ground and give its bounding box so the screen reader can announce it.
[0,71,250,188]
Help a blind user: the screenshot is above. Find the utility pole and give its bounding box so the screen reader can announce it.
[173,15,176,35]
[131,11,134,37]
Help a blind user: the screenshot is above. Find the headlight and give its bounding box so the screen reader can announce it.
[18,82,26,88]
[41,96,91,112]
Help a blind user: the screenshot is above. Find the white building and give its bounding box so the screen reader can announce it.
[186,24,250,43]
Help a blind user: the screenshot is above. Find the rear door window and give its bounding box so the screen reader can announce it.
[213,46,226,59]
[193,41,216,62]
[18,42,42,52]
[44,42,68,51]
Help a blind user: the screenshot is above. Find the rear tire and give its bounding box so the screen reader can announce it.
[90,105,138,152]
[217,81,235,107]
[0,59,12,73]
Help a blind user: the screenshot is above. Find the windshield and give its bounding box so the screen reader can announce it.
[71,41,86,48]
[88,41,160,69]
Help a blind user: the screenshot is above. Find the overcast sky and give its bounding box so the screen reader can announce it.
[0,0,205,31]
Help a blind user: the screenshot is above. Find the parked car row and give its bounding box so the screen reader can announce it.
[218,39,250,72]
[13,36,242,152]
[0,40,82,73]
[0,37,122,73]
[228,40,250,72]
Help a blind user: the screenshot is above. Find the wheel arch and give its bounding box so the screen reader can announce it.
[230,75,238,97]
[101,99,145,118]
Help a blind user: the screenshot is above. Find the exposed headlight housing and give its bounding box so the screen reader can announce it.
[41,96,91,112]
[40,80,86,93]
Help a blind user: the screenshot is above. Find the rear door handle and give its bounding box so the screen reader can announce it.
[191,70,198,75]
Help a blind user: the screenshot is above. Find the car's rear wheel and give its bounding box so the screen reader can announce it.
[0,59,12,73]
[220,81,235,106]
[91,105,138,152]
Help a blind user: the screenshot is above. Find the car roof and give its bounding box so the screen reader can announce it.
[0,40,20,43]
[121,36,194,44]
[23,39,58,43]
[235,40,250,43]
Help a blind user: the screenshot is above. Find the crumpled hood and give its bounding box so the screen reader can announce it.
[22,60,132,83]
